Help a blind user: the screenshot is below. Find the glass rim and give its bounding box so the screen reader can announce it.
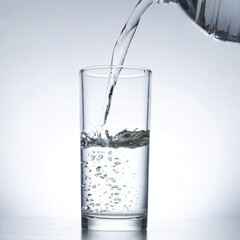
[80,65,152,78]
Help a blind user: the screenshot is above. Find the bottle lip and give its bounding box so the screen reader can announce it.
[157,0,178,3]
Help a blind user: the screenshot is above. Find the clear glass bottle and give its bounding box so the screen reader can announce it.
[159,0,240,42]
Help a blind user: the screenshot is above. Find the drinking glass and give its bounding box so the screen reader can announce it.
[80,65,151,230]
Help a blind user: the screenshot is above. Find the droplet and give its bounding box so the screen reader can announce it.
[87,193,92,197]
[92,185,96,189]
[99,155,103,159]
[108,157,112,161]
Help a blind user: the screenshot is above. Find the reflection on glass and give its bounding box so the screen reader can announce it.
[81,229,147,240]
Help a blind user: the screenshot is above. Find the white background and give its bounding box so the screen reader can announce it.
[1,0,240,219]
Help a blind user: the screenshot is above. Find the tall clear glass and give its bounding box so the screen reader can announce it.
[80,65,151,230]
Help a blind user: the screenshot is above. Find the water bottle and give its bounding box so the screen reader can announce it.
[159,0,240,42]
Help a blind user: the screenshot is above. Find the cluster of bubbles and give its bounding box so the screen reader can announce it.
[81,149,136,214]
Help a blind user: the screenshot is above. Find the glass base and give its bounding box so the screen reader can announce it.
[82,215,147,231]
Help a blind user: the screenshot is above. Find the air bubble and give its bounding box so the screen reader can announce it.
[100,174,107,179]
[92,185,96,189]
[96,166,102,172]
[82,206,90,212]
[110,178,116,183]
[108,151,112,155]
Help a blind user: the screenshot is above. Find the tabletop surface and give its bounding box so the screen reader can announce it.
[1,218,240,240]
